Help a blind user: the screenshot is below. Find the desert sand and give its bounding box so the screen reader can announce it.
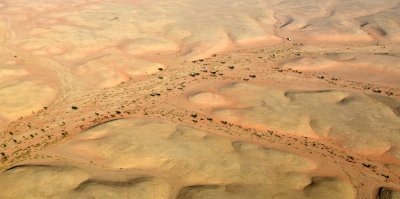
[0,0,400,198]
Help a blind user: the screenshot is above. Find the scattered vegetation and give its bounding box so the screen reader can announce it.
[362,163,375,169]
[150,92,161,96]
[373,89,381,93]
[189,72,200,77]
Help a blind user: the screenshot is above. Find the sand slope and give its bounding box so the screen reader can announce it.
[0,118,355,199]
[186,82,400,157]
[0,47,57,130]
[270,0,400,42]
[281,53,400,87]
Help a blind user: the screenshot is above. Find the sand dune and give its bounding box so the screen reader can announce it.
[281,53,400,87]
[0,47,57,130]
[0,0,399,198]
[72,54,164,89]
[0,0,398,91]
[0,82,55,120]
[3,0,279,60]
[188,92,230,107]
[356,6,400,41]
[186,82,400,157]
[0,42,398,197]
[0,119,355,199]
[270,0,400,42]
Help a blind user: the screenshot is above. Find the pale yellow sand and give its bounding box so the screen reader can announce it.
[0,118,355,199]
[0,0,399,198]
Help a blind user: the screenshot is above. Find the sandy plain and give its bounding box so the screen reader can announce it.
[0,0,399,198]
